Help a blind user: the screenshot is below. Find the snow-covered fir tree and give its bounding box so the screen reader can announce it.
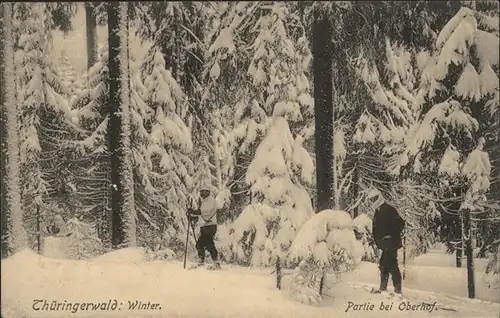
[13,3,74,251]
[135,1,211,187]
[70,45,113,244]
[221,3,315,267]
[139,47,195,252]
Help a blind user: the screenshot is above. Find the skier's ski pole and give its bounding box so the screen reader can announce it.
[183,219,191,269]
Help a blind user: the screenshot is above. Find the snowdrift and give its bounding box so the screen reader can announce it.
[2,247,499,317]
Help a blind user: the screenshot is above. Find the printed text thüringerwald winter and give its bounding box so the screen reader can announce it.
[32,299,162,313]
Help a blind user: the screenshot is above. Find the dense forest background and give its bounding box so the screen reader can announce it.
[1,2,498,294]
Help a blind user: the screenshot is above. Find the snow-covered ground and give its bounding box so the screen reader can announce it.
[2,246,499,318]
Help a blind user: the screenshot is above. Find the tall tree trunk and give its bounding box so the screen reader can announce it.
[108,1,136,249]
[312,10,334,212]
[463,207,475,298]
[171,6,179,80]
[212,130,222,189]
[352,164,359,218]
[0,1,9,258]
[332,81,339,210]
[85,2,98,70]
[36,205,41,254]
[1,2,27,258]
[456,244,463,268]
[448,192,463,268]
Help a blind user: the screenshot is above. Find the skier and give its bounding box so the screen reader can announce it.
[368,189,405,294]
[187,186,221,269]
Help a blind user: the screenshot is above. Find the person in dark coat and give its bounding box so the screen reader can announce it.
[368,189,405,294]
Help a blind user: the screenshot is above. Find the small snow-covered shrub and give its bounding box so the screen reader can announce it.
[159,227,186,256]
[352,213,377,262]
[484,247,499,289]
[288,210,364,305]
[63,218,106,260]
[215,223,234,263]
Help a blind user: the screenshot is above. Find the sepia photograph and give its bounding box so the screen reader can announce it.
[0,1,499,317]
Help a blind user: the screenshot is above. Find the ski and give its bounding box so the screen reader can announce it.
[186,263,223,271]
[187,263,204,270]
[365,286,404,300]
[206,263,222,271]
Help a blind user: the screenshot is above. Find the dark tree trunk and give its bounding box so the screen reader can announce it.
[85,2,98,70]
[402,231,406,279]
[456,246,462,268]
[312,10,334,213]
[276,256,282,290]
[1,2,24,258]
[446,193,463,268]
[108,2,136,249]
[171,7,179,79]
[463,208,475,298]
[456,211,463,268]
[0,116,7,254]
[0,2,10,258]
[36,205,41,254]
[352,164,359,218]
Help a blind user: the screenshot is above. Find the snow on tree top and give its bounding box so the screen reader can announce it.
[479,63,499,96]
[352,213,373,233]
[443,102,480,134]
[209,27,236,55]
[474,29,499,67]
[436,7,476,49]
[455,62,482,102]
[436,16,477,80]
[462,138,491,193]
[438,145,461,177]
[291,210,353,246]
